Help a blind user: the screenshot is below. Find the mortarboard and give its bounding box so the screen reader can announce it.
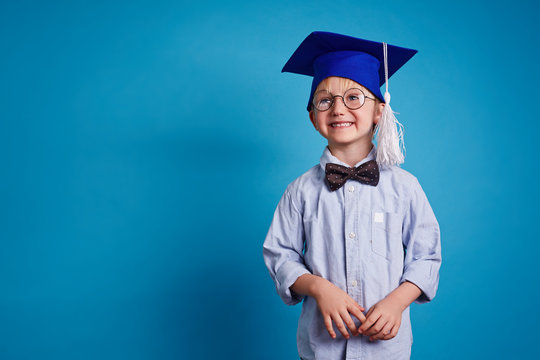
[281,31,418,111]
[281,31,418,167]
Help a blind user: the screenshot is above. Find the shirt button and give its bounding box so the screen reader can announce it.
[348,232,356,239]
[351,280,357,287]
[348,185,355,192]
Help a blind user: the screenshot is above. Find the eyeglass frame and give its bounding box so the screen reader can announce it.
[311,87,376,112]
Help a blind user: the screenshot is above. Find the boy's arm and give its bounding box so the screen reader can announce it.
[399,176,442,304]
[263,189,311,306]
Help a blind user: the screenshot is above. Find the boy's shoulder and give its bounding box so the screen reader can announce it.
[285,164,323,194]
[381,164,424,198]
[381,164,420,186]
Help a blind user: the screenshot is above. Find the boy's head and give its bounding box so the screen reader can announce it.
[282,31,418,165]
[308,76,384,147]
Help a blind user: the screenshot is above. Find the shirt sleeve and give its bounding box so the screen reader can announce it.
[399,177,442,304]
[263,187,311,306]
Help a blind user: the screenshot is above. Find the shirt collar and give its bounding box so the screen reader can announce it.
[319,144,377,171]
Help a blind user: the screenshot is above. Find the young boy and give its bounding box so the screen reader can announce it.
[263,31,441,360]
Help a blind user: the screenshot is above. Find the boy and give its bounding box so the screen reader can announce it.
[262,32,441,360]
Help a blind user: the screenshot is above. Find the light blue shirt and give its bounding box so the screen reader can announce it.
[263,145,441,360]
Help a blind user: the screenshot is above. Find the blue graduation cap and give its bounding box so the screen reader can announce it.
[281,31,418,111]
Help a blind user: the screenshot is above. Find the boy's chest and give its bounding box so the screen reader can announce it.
[300,179,406,263]
[300,179,406,222]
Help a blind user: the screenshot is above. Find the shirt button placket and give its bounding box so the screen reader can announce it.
[345,181,359,298]
[344,182,353,297]
[345,180,364,359]
[346,230,355,292]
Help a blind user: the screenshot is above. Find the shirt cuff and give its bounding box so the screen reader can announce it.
[400,261,439,304]
[275,261,311,306]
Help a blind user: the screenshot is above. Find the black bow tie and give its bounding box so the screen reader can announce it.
[325,160,380,191]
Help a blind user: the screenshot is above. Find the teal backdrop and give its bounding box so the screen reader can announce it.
[1,0,539,359]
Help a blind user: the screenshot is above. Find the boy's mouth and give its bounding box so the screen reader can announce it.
[330,122,353,128]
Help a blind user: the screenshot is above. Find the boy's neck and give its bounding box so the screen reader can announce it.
[328,140,374,167]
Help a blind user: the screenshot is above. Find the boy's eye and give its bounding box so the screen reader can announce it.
[344,89,364,107]
[319,98,331,104]
[315,96,332,107]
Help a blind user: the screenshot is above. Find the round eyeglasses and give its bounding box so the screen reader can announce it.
[312,88,376,112]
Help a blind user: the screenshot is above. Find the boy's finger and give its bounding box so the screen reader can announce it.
[358,307,373,330]
[354,302,365,313]
[371,321,393,341]
[364,317,385,337]
[364,307,374,319]
[323,315,336,339]
[331,313,351,340]
[339,310,358,335]
[382,324,397,340]
[348,305,366,325]
[358,311,380,334]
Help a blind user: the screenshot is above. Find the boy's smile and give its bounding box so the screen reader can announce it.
[330,121,353,128]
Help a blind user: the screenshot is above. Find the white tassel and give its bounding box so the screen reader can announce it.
[375,91,405,166]
[375,43,405,167]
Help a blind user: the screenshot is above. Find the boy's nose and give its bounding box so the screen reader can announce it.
[332,96,346,115]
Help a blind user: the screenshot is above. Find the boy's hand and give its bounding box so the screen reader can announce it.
[312,279,366,340]
[357,281,422,341]
[357,296,403,341]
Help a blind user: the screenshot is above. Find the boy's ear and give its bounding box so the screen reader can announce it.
[373,102,385,125]
[309,110,318,130]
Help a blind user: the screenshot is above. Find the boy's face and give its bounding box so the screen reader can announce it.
[309,77,384,149]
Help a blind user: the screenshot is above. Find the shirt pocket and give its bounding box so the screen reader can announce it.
[370,210,403,261]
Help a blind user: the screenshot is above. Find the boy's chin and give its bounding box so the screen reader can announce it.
[327,137,373,148]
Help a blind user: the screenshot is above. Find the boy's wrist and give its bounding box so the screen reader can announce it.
[291,273,327,299]
[385,291,410,312]
[386,281,422,311]
[307,275,326,299]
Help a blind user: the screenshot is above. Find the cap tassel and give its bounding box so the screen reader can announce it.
[375,43,406,167]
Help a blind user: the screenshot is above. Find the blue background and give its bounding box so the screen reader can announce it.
[1,0,539,359]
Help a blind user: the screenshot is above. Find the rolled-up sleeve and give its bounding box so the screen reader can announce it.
[399,177,442,304]
[263,188,311,305]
